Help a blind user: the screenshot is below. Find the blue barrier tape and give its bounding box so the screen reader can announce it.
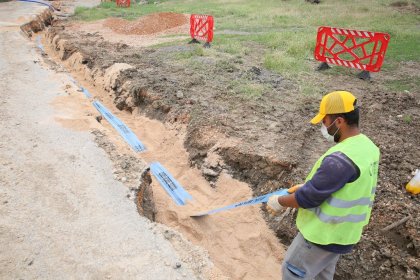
[66,75,91,98]
[17,0,56,11]
[36,36,45,53]
[81,87,93,98]
[150,162,193,206]
[191,188,290,217]
[67,74,79,87]
[92,101,146,152]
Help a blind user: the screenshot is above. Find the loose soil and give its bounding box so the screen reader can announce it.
[33,5,420,280]
[103,12,189,35]
[67,12,190,48]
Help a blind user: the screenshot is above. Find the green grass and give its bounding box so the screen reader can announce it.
[403,115,413,124]
[173,45,205,59]
[229,80,268,99]
[74,0,420,93]
[385,77,420,92]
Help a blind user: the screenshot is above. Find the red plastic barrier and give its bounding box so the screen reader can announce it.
[190,14,214,43]
[116,0,130,8]
[314,26,390,72]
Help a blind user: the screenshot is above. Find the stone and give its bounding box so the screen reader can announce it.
[163,230,173,240]
[121,161,129,169]
[174,262,181,269]
[202,168,218,177]
[176,91,184,99]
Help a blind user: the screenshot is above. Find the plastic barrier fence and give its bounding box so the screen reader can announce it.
[116,0,130,8]
[314,26,390,72]
[190,14,214,44]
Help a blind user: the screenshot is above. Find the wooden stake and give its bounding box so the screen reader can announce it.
[380,215,411,232]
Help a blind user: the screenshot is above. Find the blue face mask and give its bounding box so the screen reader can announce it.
[320,119,340,142]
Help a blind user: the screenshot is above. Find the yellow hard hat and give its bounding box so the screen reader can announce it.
[310,91,357,124]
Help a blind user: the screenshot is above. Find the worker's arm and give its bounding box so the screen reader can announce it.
[295,152,359,208]
[268,152,359,212]
[277,193,299,208]
[267,185,301,212]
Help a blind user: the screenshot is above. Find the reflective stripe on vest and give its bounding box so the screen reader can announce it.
[326,196,372,208]
[309,197,374,224]
[309,207,367,223]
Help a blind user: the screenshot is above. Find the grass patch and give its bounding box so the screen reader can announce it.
[214,38,250,56]
[385,78,420,92]
[403,115,413,124]
[74,0,420,91]
[229,80,268,99]
[173,46,205,60]
[385,33,420,61]
[263,50,311,77]
[74,2,163,21]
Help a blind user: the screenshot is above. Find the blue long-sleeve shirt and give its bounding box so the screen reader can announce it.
[295,152,360,254]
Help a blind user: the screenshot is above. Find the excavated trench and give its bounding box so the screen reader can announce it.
[23,14,293,280]
[23,8,420,280]
[42,23,302,246]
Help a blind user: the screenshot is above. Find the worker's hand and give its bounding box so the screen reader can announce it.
[267,195,282,215]
[287,184,304,194]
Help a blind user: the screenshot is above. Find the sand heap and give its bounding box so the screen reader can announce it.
[104,12,188,35]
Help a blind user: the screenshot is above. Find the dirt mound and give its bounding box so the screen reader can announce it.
[104,12,188,35]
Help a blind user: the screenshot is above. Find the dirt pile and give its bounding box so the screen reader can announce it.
[42,16,420,280]
[103,12,188,35]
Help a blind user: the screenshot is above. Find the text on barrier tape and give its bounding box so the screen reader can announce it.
[92,101,146,152]
[150,162,193,206]
[191,189,289,217]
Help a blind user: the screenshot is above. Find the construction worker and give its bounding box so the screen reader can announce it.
[268,91,380,280]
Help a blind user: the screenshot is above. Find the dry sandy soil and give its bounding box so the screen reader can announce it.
[12,0,420,279]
